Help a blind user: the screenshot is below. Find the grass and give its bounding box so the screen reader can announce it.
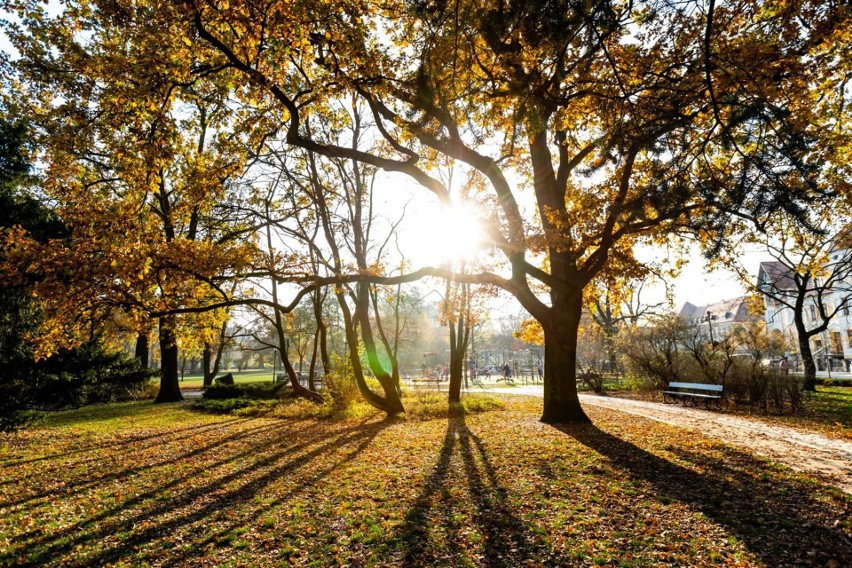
[1,397,850,567]
[177,369,279,389]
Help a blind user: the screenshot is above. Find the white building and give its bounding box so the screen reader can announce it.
[678,296,757,340]
[757,259,852,372]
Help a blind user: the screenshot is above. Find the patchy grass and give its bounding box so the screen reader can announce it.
[1,398,849,567]
[751,385,852,439]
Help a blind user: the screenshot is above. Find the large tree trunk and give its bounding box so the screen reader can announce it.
[155,317,183,403]
[540,289,589,423]
[134,332,149,369]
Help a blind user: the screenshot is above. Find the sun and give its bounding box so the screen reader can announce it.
[404,202,486,267]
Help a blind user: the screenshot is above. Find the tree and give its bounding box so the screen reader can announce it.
[3,2,261,402]
[588,274,669,375]
[751,222,852,391]
[6,0,848,421]
[176,0,843,422]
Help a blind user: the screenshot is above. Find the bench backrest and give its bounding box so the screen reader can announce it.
[668,382,724,392]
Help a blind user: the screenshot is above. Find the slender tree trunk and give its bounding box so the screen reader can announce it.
[355,284,404,414]
[448,321,463,403]
[308,328,319,391]
[155,316,183,403]
[211,322,226,379]
[134,332,149,369]
[337,292,402,412]
[202,342,213,387]
[797,328,818,392]
[540,289,589,423]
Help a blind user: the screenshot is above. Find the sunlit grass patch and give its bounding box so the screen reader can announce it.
[1,397,849,567]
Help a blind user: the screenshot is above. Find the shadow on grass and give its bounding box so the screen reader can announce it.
[1,416,250,470]
[555,422,852,567]
[0,419,275,510]
[3,414,389,567]
[389,414,546,567]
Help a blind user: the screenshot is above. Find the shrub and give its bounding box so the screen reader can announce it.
[324,361,361,410]
[203,381,294,401]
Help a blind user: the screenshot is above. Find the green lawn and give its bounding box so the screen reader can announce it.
[2,398,849,567]
[177,368,279,389]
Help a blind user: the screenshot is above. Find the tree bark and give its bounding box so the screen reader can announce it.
[202,342,213,387]
[796,326,818,392]
[134,332,149,369]
[540,289,589,423]
[155,316,183,403]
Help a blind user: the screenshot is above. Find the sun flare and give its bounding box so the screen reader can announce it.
[405,202,486,267]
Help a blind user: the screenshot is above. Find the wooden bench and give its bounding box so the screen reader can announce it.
[662,382,724,409]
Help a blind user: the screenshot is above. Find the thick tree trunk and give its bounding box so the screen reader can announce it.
[134,332,149,369]
[540,291,589,423]
[155,317,183,403]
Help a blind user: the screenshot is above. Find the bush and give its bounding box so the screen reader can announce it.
[203,381,295,401]
[194,398,280,415]
[0,345,156,433]
[324,359,361,410]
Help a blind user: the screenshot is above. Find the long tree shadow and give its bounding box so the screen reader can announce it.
[0,416,249,469]
[392,414,545,567]
[1,419,279,510]
[555,422,852,566]
[4,416,389,567]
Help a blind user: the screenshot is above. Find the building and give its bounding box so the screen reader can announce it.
[678,296,757,340]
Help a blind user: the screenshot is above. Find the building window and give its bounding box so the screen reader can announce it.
[808,305,817,322]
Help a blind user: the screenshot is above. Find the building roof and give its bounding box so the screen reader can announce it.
[757,261,797,291]
[678,296,755,325]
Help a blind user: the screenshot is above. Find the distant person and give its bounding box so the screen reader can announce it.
[502,363,511,379]
[780,357,790,375]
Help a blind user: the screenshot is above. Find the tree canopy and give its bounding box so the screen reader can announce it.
[2,0,850,420]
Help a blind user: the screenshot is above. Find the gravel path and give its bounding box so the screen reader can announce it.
[484,385,852,494]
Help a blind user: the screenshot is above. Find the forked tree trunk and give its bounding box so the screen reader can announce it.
[355,284,404,413]
[336,289,404,414]
[540,290,589,423]
[155,317,183,403]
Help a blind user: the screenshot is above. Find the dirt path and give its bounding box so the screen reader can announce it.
[483,386,852,494]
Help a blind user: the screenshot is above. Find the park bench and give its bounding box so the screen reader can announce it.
[662,382,724,409]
